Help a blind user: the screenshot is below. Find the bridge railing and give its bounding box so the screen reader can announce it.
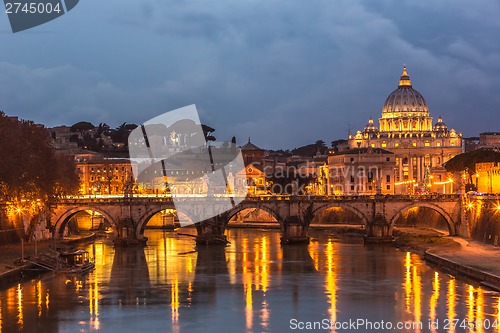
[53,193,464,205]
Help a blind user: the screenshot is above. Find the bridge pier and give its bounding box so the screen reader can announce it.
[364,215,394,243]
[195,216,229,246]
[281,216,310,245]
[114,218,147,247]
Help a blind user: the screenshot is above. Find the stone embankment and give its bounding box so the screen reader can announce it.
[394,227,500,291]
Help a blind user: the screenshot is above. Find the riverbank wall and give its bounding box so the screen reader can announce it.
[424,251,500,291]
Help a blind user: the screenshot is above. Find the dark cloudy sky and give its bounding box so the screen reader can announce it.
[1,0,499,149]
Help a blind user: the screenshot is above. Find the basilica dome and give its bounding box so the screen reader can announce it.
[381,67,429,116]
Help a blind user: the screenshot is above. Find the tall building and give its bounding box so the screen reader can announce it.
[327,148,395,195]
[342,66,462,194]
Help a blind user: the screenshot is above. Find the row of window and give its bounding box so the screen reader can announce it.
[88,166,129,173]
[90,176,126,182]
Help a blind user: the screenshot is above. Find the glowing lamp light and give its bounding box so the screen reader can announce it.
[16,208,22,213]
[468,203,473,209]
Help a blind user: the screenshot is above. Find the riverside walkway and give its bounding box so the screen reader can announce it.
[427,237,500,290]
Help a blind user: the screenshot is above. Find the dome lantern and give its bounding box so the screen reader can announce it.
[399,66,412,87]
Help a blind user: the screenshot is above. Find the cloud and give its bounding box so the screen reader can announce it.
[1,0,500,148]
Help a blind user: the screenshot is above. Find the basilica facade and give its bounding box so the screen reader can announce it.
[340,66,462,194]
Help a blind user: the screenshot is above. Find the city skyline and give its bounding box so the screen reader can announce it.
[1,0,500,149]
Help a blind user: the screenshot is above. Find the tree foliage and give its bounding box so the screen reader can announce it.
[291,140,328,157]
[70,121,95,132]
[445,149,500,175]
[0,112,80,201]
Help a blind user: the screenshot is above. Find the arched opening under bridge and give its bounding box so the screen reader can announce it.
[393,205,452,235]
[54,208,117,240]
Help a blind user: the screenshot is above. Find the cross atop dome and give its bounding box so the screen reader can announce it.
[399,65,412,87]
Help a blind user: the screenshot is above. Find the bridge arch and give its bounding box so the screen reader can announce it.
[225,204,285,229]
[311,203,370,227]
[53,206,118,239]
[135,205,192,239]
[389,203,455,234]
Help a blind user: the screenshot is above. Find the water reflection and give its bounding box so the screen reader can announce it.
[0,230,498,333]
[192,245,228,305]
[110,247,151,306]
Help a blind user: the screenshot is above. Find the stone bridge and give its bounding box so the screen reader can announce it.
[48,194,465,245]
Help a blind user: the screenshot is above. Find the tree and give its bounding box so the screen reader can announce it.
[70,121,94,133]
[110,122,138,145]
[0,112,80,201]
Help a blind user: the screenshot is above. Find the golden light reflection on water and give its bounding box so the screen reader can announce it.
[448,279,456,333]
[473,286,485,333]
[429,272,440,333]
[412,264,422,333]
[171,277,180,333]
[16,284,23,330]
[403,252,424,331]
[497,297,500,333]
[260,236,269,293]
[404,252,412,311]
[89,274,100,330]
[36,280,42,318]
[234,232,274,331]
[325,240,337,329]
[309,242,320,272]
[245,282,253,331]
[0,299,3,333]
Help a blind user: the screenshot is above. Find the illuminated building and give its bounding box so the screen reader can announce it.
[342,66,462,194]
[238,139,267,195]
[327,148,395,195]
[74,151,136,195]
[479,132,500,149]
[475,162,500,193]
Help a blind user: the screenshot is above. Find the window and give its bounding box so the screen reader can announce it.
[350,185,355,191]
[350,157,354,162]
[350,176,355,183]
[371,143,375,148]
[424,141,430,147]
[386,157,390,162]
[386,185,391,190]
[412,142,417,147]
[386,175,390,183]
[395,143,399,147]
[381,142,387,148]
[436,142,441,147]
